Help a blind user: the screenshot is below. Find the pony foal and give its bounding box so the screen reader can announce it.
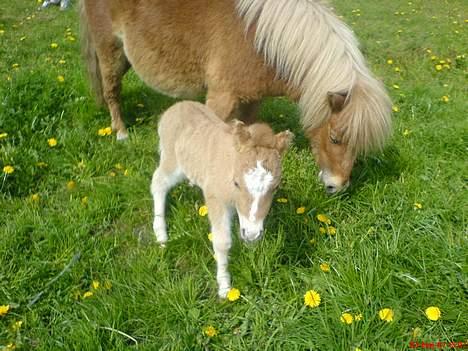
[151,101,293,297]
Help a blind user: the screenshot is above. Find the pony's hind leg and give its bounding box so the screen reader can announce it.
[150,164,183,246]
[206,198,233,298]
[96,40,131,140]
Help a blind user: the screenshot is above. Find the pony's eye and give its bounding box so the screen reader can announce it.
[330,135,341,144]
[234,181,240,188]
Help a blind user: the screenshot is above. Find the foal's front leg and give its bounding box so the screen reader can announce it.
[206,198,233,298]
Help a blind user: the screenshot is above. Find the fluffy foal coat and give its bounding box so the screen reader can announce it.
[81,0,392,193]
[151,101,293,297]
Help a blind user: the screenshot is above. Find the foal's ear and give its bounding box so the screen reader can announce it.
[275,130,294,155]
[233,120,251,151]
[327,91,349,113]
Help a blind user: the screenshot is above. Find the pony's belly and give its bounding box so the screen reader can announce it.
[121,35,206,99]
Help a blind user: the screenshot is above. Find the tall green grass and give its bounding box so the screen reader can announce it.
[0,1,466,350]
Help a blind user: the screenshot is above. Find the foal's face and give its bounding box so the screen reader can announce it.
[233,152,281,243]
[309,92,356,194]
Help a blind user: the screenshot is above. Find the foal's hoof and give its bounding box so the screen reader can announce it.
[116,130,129,141]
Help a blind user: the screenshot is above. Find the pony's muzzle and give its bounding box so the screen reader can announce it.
[238,215,264,243]
[319,170,349,194]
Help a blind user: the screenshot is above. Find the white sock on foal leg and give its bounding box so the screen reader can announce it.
[210,209,233,298]
[150,167,182,246]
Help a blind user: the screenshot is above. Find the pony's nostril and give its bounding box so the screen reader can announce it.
[326,185,336,194]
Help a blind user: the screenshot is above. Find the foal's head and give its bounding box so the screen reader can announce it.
[231,122,293,243]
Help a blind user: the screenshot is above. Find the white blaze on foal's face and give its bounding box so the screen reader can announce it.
[238,160,275,242]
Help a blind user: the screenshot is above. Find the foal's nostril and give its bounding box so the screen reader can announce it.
[326,185,336,194]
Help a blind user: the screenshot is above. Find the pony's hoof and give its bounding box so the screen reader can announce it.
[116,130,128,141]
[218,287,230,299]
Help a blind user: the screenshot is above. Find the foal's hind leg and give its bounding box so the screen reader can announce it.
[96,41,131,140]
[150,164,183,246]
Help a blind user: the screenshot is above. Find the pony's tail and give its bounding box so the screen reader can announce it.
[79,0,105,106]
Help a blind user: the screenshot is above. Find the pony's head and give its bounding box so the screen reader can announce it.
[231,121,293,242]
[308,83,392,194]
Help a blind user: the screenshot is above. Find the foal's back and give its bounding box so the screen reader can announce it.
[158,102,235,185]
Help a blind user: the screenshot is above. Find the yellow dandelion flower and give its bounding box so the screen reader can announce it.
[67,36,76,42]
[394,67,400,72]
[414,202,422,210]
[20,36,26,41]
[81,196,88,206]
[104,280,112,290]
[379,308,394,322]
[0,304,10,316]
[319,227,326,234]
[0,30,4,35]
[203,325,218,337]
[441,95,449,102]
[0,132,8,139]
[355,348,363,351]
[83,291,93,299]
[328,226,336,235]
[387,59,393,65]
[3,165,14,174]
[309,238,316,245]
[123,169,129,176]
[36,161,48,168]
[316,214,331,224]
[403,129,411,136]
[31,193,40,202]
[435,64,443,71]
[392,84,400,89]
[198,205,208,217]
[319,262,330,272]
[296,206,306,214]
[115,163,124,170]
[6,76,12,81]
[425,306,441,321]
[98,127,112,136]
[136,103,144,108]
[50,42,58,49]
[340,312,354,324]
[443,64,450,69]
[227,287,241,302]
[431,55,437,60]
[109,171,116,177]
[304,289,321,308]
[48,138,57,147]
[5,343,15,350]
[354,313,363,321]
[91,280,100,290]
[392,106,400,112]
[57,75,65,83]
[412,327,422,338]
[276,197,288,203]
[208,232,214,242]
[12,320,23,331]
[12,63,19,69]
[66,180,76,190]
[58,59,66,64]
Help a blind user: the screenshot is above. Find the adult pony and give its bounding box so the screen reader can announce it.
[80,0,392,193]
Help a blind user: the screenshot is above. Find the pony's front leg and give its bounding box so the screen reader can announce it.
[150,166,183,246]
[207,198,233,298]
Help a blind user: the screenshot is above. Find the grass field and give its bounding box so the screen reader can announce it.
[0,1,467,350]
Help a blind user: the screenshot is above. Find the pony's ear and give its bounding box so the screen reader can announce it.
[327,91,349,112]
[233,120,252,152]
[275,130,294,155]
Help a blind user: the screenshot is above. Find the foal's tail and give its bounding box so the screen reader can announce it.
[79,0,105,106]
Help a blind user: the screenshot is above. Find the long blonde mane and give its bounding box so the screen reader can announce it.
[236,0,392,154]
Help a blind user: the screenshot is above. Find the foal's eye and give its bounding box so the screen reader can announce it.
[330,135,341,144]
[234,181,240,188]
